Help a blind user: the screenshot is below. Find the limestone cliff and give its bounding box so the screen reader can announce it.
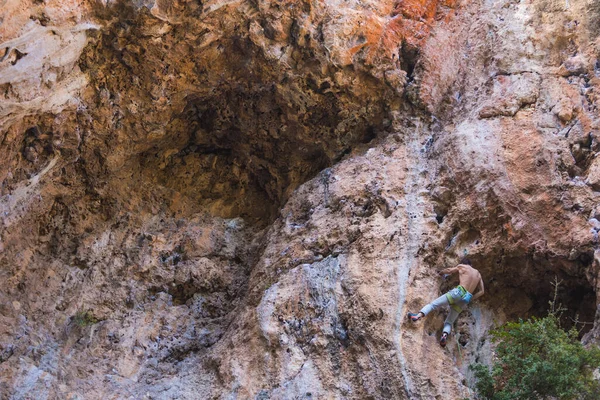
[1,0,600,399]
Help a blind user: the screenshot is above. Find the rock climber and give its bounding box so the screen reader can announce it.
[407,263,484,347]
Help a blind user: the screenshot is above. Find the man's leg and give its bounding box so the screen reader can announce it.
[408,293,450,321]
[443,307,461,335]
[440,305,463,347]
[442,287,467,334]
[420,293,450,317]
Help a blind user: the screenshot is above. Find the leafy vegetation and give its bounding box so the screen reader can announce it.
[73,310,98,327]
[471,280,600,399]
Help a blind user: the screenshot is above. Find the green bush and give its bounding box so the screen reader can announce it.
[471,314,600,399]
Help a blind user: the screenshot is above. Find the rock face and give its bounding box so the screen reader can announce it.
[1,0,600,399]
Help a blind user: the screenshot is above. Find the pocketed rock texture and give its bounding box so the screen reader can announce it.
[1,0,600,399]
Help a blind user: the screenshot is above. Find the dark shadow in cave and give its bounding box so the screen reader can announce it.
[78,0,402,227]
[139,87,387,225]
[447,253,597,337]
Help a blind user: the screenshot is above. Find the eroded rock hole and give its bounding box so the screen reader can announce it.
[400,41,419,81]
[435,210,446,224]
[167,281,197,306]
[478,256,597,337]
[140,88,385,224]
[76,3,400,226]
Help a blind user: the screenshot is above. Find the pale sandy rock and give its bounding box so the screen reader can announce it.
[557,54,589,76]
[0,13,98,130]
[587,156,600,191]
[478,72,541,118]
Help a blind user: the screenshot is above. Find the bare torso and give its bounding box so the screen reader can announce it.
[456,264,482,294]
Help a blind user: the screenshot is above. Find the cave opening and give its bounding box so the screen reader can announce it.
[135,81,391,226]
[472,254,598,337]
[73,1,407,231]
[527,273,597,337]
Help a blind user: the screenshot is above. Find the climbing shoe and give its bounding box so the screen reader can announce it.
[407,312,421,322]
[440,332,448,347]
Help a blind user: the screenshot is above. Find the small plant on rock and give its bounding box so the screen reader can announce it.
[73,310,98,327]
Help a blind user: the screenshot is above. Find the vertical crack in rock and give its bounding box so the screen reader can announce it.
[394,118,428,399]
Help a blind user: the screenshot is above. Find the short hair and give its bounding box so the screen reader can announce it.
[460,258,472,265]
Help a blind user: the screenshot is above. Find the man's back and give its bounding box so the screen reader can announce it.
[457,264,482,294]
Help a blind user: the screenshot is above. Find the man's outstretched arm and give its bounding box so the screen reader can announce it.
[472,278,485,300]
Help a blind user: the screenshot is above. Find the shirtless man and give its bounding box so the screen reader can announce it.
[407,264,485,347]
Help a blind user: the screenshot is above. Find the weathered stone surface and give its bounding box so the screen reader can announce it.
[1,0,600,399]
[0,1,97,131]
[478,72,541,118]
[587,156,600,191]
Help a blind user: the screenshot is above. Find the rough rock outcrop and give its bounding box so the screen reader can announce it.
[1,0,600,399]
